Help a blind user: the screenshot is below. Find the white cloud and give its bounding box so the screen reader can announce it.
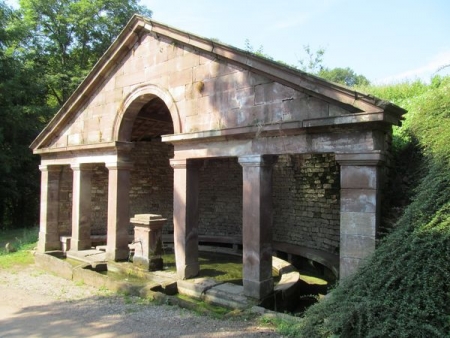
[375,50,450,84]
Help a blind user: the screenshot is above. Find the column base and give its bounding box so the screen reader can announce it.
[37,231,61,253]
[340,257,364,279]
[176,262,200,279]
[70,239,92,251]
[106,248,129,261]
[243,278,274,299]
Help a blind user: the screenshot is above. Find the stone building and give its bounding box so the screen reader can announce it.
[31,15,405,300]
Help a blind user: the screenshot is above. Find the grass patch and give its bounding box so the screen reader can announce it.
[173,293,251,320]
[260,315,303,337]
[162,251,248,284]
[0,227,38,269]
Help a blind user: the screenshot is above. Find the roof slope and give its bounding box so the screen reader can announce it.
[30,14,406,151]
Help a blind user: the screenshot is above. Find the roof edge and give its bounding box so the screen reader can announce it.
[31,14,406,151]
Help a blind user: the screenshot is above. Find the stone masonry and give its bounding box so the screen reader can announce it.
[32,16,405,300]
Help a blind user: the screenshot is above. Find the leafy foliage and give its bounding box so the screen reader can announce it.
[295,76,450,337]
[318,67,370,87]
[0,0,152,229]
[17,0,152,106]
[0,1,50,228]
[297,44,325,74]
[0,227,38,268]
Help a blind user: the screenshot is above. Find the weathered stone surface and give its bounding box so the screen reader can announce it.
[70,164,93,251]
[106,160,132,261]
[204,283,253,309]
[239,155,277,299]
[340,212,376,237]
[341,165,378,189]
[170,159,200,279]
[33,17,403,300]
[34,252,73,280]
[340,189,377,213]
[340,257,364,280]
[340,234,375,258]
[38,165,63,252]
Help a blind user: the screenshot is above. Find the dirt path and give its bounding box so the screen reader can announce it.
[0,264,282,338]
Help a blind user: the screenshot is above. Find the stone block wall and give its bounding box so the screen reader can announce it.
[57,164,109,236]
[56,140,174,237]
[129,141,174,233]
[56,148,340,256]
[273,154,340,255]
[47,30,353,150]
[91,165,108,235]
[198,158,242,237]
[58,165,72,236]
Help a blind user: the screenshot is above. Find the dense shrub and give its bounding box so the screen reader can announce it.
[296,76,450,337]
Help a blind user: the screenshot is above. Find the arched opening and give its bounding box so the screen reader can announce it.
[129,98,174,141]
[126,97,175,235]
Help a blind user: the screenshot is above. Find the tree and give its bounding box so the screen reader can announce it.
[318,66,370,87]
[297,44,326,74]
[0,1,49,228]
[244,38,274,61]
[17,0,152,107]
[0,0,152,229]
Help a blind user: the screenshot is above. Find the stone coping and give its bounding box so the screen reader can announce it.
[36,247,301,311]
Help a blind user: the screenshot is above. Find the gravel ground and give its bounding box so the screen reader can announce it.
[0,264,282,338]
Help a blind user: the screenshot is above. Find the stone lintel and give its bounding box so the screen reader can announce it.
[70,163,96,171]
[105,161,133,170]
[169,158,202,169]
[33,141,135,155]
[336,152,385,166]
[238,154,278,167]
[39,164,63,172]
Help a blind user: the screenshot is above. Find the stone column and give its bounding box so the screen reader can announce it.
[336,153,384,279]
[238,155,278,300]
[170,159,200,279]
[70,163,93,251]
[106,160,133,261]
[37,165,62,253]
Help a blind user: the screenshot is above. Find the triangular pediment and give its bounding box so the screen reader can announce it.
[31,15,405,153]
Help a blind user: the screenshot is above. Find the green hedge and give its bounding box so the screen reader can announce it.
[295,76,450,337]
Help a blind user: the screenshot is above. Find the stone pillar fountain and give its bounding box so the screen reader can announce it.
[130,214,166,271]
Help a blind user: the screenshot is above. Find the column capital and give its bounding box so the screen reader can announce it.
[335,152,385,166]
[39,164,62,173]
[70,163,96,171]
[238,155,278,167]
[105,161,133,170]
[170,158,202,169]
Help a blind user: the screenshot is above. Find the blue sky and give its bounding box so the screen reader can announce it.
[144,0,450,84]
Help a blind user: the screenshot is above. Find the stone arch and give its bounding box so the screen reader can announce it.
[113,83,181,141]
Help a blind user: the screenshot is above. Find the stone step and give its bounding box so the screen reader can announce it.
[177,278,255,309]
[108,261,178,295]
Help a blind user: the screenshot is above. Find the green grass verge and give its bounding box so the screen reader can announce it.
[173,293,256,321]
[0,227,38,269]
